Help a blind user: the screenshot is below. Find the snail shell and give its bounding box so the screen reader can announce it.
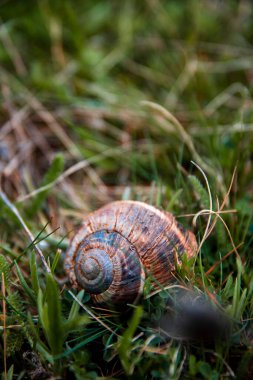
[65,201,197,305]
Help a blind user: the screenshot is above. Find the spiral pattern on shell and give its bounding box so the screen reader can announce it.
[65,201,198,305]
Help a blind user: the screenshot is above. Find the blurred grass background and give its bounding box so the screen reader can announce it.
[1,0,253,193]
[0,0,253,379]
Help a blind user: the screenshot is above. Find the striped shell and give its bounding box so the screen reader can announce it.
[65,201,197,305]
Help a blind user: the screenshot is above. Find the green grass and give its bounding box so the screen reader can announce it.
[0,0,253,378]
